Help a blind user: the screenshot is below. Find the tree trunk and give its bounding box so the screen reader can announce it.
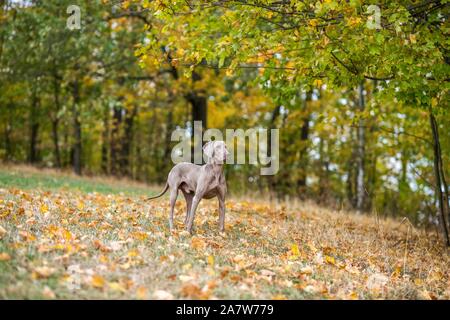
[268,105,281,196]
[110,105,123,176]
[120,105,138,176]
[186,91,207,164]
[28,89,40,164]
[318,136,330,201]
[3,103,12,161]
[297,92,312,191]
[191,95,207,129]
[356,80,366,213]
[158,108,174,181]
[52,74,61,168]
[429,110,450,246]
[101,102,110,174]
[51,120,61,167]
[71,80,82,175]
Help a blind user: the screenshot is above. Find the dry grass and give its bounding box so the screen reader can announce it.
[0,165,449,300]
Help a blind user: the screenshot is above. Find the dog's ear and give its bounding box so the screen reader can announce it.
[223,142,230,155]
[203,141,215,159]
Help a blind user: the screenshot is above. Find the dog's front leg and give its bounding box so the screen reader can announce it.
[218,188,226,233]
[186,173,212,233]
[182,191,193,225]
[186,179,210,234]
[186,193,203,234]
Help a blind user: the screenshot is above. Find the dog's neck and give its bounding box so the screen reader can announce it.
[206,159,224,176]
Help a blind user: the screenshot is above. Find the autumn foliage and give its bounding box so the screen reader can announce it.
[0,166,449,299]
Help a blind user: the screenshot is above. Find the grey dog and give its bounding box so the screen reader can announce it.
[148,141,229,234]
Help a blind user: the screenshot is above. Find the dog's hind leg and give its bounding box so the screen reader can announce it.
[169,188,179,231]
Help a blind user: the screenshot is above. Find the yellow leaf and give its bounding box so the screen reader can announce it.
[77,201,84,211]
[313,79,323,88]
[291,243,300,257]
[91,275,105,288]
[108,282,126,292]
[349,292,358,300]
[132,231,148,241]
[122,0,130,10]
[272,294,287,300]
[431,98,438,107]
[40,204,49,214]
[309,19,318,27]
[63,229,73,241]
[324,255,336,265]
[207,255,215,267]
[128,249,139,257]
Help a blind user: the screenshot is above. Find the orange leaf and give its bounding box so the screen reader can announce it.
[91,275,105,288]
[0,252,11,261]
[180,283,202,299]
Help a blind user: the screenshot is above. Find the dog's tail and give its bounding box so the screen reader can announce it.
[147,183,169,201]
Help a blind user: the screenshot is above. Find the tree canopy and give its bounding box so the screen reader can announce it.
[0,0,449,243]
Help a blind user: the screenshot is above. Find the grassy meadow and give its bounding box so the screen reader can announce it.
[0,165,449,299]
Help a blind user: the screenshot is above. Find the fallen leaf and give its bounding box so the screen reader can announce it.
[272,294,287,300]
[300,266,313,275]
[0,225,6,239]
[324,255,336,266]
[291,243,300,258]
[260,269,276,277]
[191,237,206,250]
[91,275,105,288]
[207,255,215,267]
[93,240,111,252]
[19,230,36,241]
[180,283,202,299]
[418,289,432,300]
[136,286,148,299]
[152,289,173,300]
[32,266,56,279]
[40,204,49,214]
[0,252,11,261]
[42,286,56,299]
[366,273,389,291]
[179,275,195,282]
[108,282,126,292]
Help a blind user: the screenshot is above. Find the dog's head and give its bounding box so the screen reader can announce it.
[203,140,229,164]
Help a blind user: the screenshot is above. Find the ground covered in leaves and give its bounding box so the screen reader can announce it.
[0,167,449,299]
